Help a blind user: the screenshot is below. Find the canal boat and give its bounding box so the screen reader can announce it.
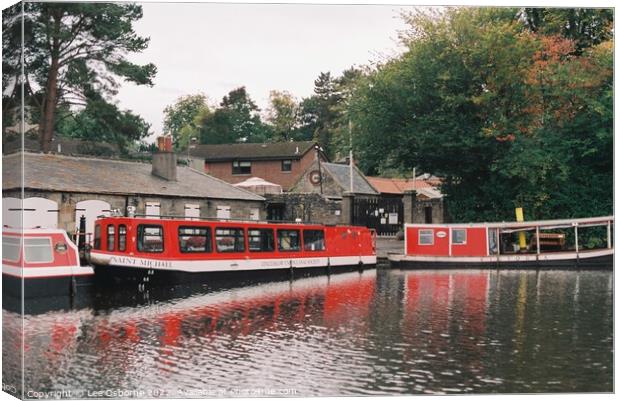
[2,228,95,297]
[388,216,613,269]
[88,216,376,284]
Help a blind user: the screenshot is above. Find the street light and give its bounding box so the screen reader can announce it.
[314,144,324,195]
[187,137,197,166]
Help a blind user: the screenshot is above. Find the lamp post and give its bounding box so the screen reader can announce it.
[187,137,197,166]
[314,144,323,195]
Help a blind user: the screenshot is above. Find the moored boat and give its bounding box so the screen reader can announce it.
[388,216,613,269]
[88,216,377,284]
[2,228,95,297]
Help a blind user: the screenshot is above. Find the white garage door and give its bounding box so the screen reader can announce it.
[75,200,111,244]
[2,197,59,229]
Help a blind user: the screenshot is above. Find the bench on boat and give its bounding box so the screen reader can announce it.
[529,233,566,251]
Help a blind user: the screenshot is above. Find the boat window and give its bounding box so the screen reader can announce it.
[215,227,245,253]
[137,225,164,253]
[24,237,53,263]
[107,225,115,251]
[303,230,325,251]
[118,225,127,252]
[94,224,101,249]
[248,228,274,252]
[2,236,21,262]
[278,229,300,252]
[179,226,212,253]
[452,229,467,245]
[419,229,434,245]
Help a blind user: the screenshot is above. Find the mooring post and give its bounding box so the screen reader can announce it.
[607,220,612,249]
[574,223,579,254]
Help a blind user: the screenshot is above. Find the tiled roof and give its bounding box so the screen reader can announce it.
[367,176,439,195]
[190,141,317,161]
[2,152,264,201]
[321,163,378,195]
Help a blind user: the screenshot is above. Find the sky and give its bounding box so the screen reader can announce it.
[114,1,415,140]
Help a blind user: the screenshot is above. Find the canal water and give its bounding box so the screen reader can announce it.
[2,268,613,397]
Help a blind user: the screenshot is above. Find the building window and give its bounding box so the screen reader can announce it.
[94,224,101,249]
[215,227,245,252]
[118,225,127,252]
[281,160,292,172]
[2,236,21,262]
[184,204,200,220]
[232,160,251,175]
[278,229,300,252]
[452,229,467,245]
[248,229,274,252]
[179,226,212,253]
[419,229,434,245]
[216,205,231,219]
[303,230,325,251]
[24,238,53,263]
[145,202,160,219]
[107,225,115,251]
[137,225,164,253]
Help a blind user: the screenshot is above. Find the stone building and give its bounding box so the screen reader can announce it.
[2,151,265,239]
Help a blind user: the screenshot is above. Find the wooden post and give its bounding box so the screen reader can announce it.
[535,225,540,255]
[607,220,612,249]
[574,223,579,253]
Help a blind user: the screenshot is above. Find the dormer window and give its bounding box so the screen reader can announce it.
[232,160,251,175]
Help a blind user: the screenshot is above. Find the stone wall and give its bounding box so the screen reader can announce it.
[289,160,344,198]
[265,193,342,225]
[403,190,447,224]
[3,189,265,232]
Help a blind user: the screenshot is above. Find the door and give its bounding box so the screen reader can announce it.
[75,200,111,245]
[21,198,59,229]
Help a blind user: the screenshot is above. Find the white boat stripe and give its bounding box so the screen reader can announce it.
[2,264,94,278]
[90,252,376,273]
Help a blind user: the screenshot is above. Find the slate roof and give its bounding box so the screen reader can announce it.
[190,141,317,161]
[321,162,378,195]
[3,136,120,156]
[2,152,264,201]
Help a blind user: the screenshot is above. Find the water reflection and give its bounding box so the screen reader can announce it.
[2,269,613,397]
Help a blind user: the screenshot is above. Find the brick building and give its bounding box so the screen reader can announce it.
[188,141,327,191]
[2,151,265,240]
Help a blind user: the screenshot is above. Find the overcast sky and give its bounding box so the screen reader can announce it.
[114,1,415,139]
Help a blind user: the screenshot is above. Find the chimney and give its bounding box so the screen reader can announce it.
[152,135,177,181]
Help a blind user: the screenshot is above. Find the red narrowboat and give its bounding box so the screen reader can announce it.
[389,216,613,269]
[88,217,376,284]
[2,228,95,297]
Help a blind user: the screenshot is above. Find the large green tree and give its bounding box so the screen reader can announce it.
[348,7,612,222]
[2,2,156,152]
[265,90,299,142]
[197,87,271,144]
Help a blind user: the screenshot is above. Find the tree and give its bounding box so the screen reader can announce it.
[56,96,151,153]
[347,7,612,222]
[163,93,209,149]
[197,87,270,144]
[265,90,299,141]
[3,2,156,152]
